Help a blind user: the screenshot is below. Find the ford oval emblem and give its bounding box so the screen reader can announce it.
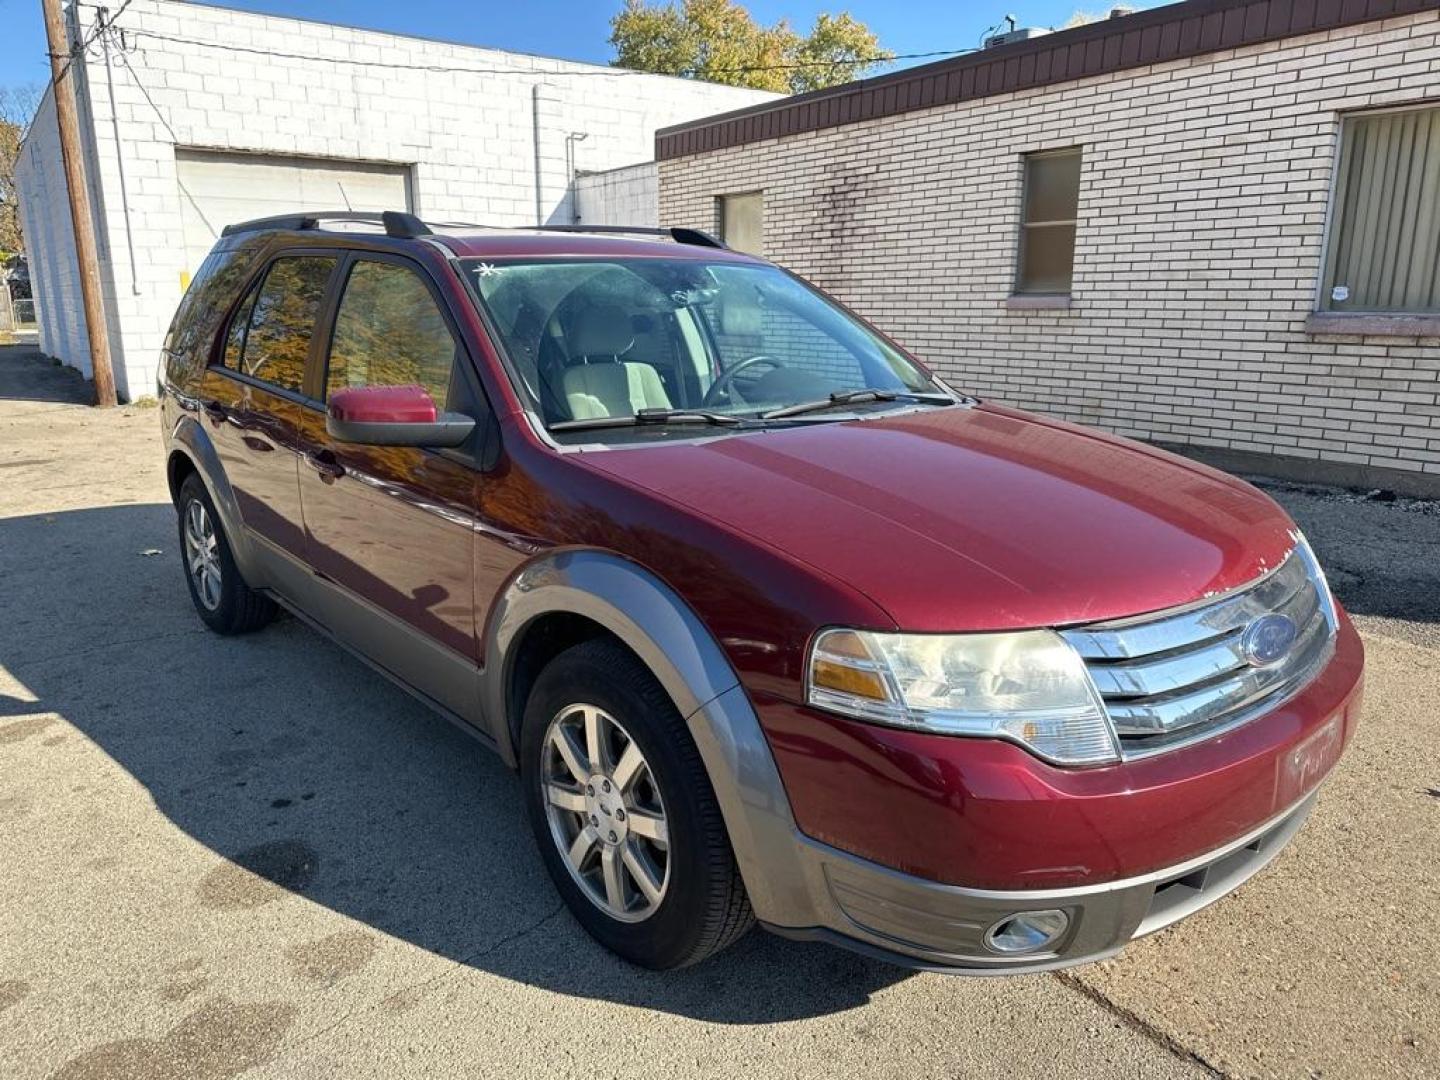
[1240,613,1298,666]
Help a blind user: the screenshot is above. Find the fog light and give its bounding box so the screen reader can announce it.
[984,909,1070,954]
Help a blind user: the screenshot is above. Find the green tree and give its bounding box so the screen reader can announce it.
[0,85,43,257]
[610,0,892,95]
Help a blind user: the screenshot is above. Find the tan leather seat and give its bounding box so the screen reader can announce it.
[561,304,672,419]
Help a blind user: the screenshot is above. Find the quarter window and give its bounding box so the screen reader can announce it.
[718,192,764,256]
[1322,106,1440,312]
[221,286,258,371]
[235,256,336,393]
[327,260,458,407]
[1017,148,1082,295]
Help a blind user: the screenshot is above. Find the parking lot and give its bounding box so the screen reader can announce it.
[1,343,1436,1080]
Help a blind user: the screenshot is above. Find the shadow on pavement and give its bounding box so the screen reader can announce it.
[0,502,908,1024]
[0,345,95,405]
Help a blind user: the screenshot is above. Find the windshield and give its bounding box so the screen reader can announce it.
[461,257,948,439]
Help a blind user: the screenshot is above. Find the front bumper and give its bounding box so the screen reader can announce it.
[688,615,1360,973]
[763,788,1318,973]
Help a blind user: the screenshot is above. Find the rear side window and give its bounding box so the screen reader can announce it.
[165,252,223,355]
[326,260,457,407]
[233,256,336,394]
[163,242,266,385]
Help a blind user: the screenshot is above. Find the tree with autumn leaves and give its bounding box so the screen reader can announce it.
[610,0,892,94]
[1,86,43,259]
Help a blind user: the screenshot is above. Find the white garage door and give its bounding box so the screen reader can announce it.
[175,149,412,276]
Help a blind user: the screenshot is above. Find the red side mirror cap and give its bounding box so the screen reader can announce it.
[328,384,438,425]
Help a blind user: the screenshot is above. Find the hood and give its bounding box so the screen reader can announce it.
[578,403,1299,632]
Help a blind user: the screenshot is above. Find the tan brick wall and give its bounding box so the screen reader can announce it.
[659,12,1440,485]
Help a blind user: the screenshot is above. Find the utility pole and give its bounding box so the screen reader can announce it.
[42,0,117,407]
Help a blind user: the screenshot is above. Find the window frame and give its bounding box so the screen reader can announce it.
[1316,101,1440,317]
[1015,146,1083,297]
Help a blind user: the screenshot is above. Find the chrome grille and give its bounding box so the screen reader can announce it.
[1062,543,1338,759]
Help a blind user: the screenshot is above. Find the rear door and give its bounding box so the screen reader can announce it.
[198,252,339,565]
[295,252,481,720]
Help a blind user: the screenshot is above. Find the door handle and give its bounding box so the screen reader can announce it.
[305,449,345,482]
[202,399,227,424]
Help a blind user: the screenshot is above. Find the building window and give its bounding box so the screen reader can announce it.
[1322,106,1440,313]
[1017,148,1082,295]
[718,192,764,255]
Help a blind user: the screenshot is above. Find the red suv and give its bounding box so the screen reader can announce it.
[159,211,1363,972]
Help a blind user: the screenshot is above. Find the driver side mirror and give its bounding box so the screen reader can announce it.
[326,385,475,448]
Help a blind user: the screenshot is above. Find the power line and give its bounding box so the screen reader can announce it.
[72,18,977,81]
[48,0,134,87]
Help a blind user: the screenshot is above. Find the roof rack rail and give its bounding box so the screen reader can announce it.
[220,210,433,240]
[518,224,728,250]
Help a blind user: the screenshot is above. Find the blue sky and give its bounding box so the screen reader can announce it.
[1,0,1159,100]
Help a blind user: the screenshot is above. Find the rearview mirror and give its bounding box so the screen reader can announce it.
[326,385,475,448]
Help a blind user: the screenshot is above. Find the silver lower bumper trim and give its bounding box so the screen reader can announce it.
[763,790,1320,974]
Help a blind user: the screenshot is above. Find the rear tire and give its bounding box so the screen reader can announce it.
[177,473,276,635]
[520,638,754,969]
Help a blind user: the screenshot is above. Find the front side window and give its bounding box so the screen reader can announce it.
[1321,106,1440,312]
[1017,148,1081,295]
[465,256,947,441]
[327,260,457,407]
[718,193,764,255]
[235,256,336,393]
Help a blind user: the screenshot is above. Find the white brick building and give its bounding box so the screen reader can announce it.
[14,0,775,399]
[658,0,1440,495]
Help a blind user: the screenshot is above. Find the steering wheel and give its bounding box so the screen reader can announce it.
[702,355,784,407]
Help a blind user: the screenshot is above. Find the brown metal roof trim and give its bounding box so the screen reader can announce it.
[656,0,1439,160]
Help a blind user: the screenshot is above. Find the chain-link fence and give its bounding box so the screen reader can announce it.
[0,286,38,342]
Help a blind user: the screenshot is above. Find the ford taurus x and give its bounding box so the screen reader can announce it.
[158,211,1363,972]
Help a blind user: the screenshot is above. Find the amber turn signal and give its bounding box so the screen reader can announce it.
[811,656,889,701]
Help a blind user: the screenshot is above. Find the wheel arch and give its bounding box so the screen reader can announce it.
[482,549,805,925]
[484,550,742,766]
[166,415,260,582]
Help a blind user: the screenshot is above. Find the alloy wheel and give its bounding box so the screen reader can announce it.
[541,703,670,923]
[183,498,222,611]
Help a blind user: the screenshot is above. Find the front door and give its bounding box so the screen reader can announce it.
[296,253,479,719]
[197,253,339,565]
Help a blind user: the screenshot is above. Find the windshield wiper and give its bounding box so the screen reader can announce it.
[761,388,955,420]
[549,408,744,433]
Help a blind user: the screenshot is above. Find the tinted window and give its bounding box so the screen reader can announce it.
[222,286,258,371]
[164,243,267,384]
[238,256,336,393]
[165,251,223,355]
[327,260,457,407]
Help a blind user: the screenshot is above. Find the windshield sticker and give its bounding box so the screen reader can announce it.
[474,262,501,279]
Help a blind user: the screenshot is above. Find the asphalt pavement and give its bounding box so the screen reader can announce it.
[1,345,1435,1079]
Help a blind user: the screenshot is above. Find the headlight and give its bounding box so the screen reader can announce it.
[1292,529,1340,631]
[806,628,1119,766]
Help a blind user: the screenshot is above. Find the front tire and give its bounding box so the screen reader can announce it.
[520,638,753,969]
[176,473,276,635]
